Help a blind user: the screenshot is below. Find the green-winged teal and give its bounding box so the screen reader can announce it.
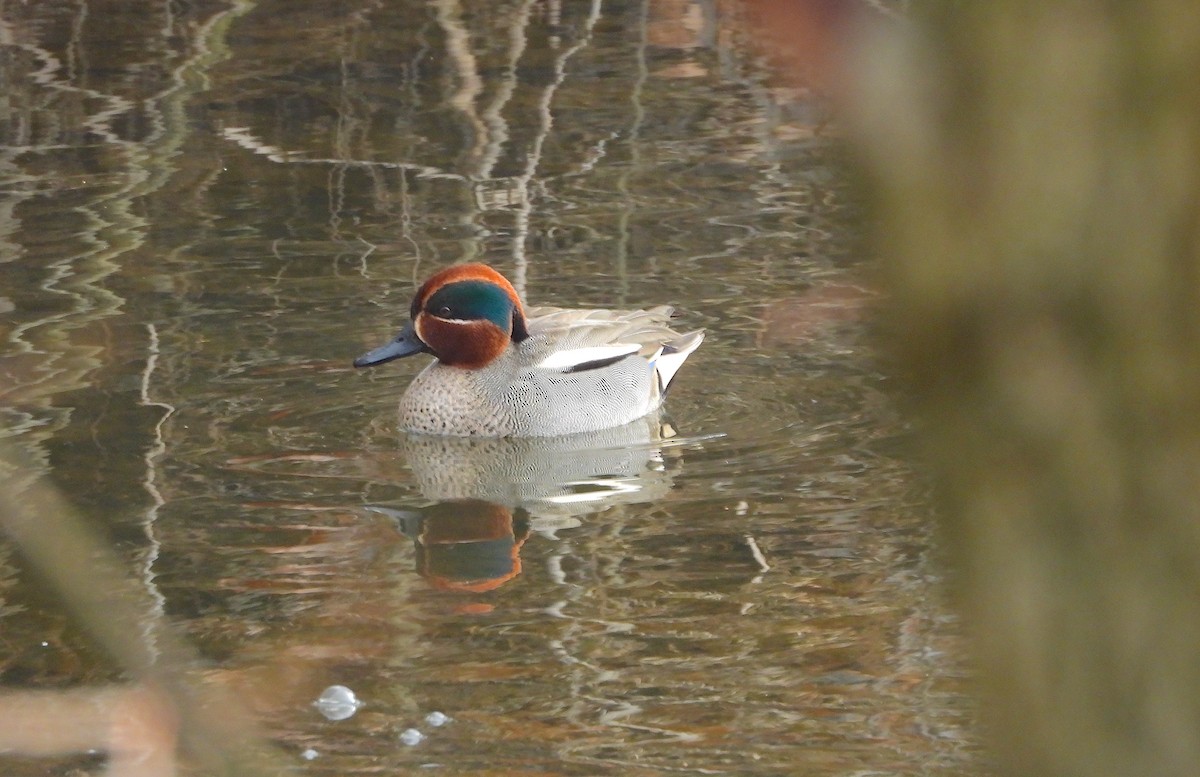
[354,263,703,437]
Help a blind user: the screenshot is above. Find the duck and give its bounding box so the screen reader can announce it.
[353,263,704,437]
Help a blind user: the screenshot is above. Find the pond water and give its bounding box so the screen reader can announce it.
[0,1,979,774]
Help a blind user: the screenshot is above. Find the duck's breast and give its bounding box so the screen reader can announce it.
[399,362,515,437]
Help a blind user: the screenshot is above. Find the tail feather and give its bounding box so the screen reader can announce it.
[652,330,704,392]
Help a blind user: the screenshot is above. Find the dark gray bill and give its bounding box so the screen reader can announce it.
[353,321,427,367]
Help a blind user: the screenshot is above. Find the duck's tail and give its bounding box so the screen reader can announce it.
[652,330,705,393]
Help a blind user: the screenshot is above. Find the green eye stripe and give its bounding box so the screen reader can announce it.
[425,280,514,329]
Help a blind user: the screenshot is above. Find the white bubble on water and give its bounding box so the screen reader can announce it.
[424,711,450,727]
[314,685,362,721]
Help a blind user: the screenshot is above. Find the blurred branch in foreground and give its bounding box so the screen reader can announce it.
[748,1,1200,776]
[0,441,287,776]
[0,686,175,777]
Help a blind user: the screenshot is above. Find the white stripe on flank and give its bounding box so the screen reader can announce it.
[536,343,640,371]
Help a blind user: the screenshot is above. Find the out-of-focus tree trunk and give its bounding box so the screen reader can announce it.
[855,4,1200,776]
[747,1,1200,775]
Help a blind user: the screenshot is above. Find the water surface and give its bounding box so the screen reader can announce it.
[0,1,977,774]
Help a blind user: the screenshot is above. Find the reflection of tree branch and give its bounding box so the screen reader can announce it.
[138,323,174,653]
[477,0,536,180]
[0,14,122,432]
[220,125,465,180]
[509,0,602,297]
[432,0,488,172]
[614,0,650,298]
[0,0,254,464]
[330,4,387,239]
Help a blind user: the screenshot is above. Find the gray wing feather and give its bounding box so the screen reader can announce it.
[524,305,680,357]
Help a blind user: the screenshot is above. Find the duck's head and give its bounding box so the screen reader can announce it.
[354,264,529,370]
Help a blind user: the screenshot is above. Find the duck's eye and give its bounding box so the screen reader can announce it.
[436,305,453,317]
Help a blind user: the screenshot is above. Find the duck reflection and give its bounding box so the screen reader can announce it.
[372,500,531,593]
[374,417,684,591]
